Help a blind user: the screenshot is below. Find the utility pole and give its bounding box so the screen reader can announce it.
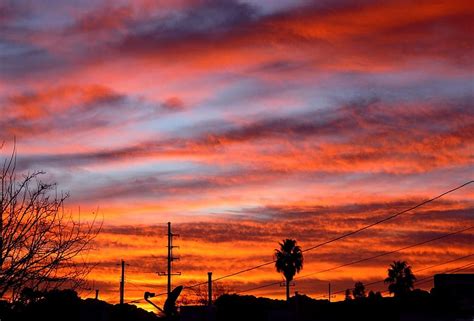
[159,222,181,299]
[328,282,331,302]
[120,259,125,305]
[95,289,99,300]
[208,272,213,306]
[167,223,172,295]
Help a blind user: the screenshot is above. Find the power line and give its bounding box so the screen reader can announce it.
[236,225,473,294]
[126,223,178,304]
[318,261,474,299]
[377,261,474,296]
[297,226,473,280]
[185,181,473,288]
[126,181,473,303]
[128,235,472,304]
[411,262,474,287]
[184,260,276,290]
[313,253,474,298]
[127,290,169,304]
[127,297,147,304]
[126,280,168,303]
[415,254,474,273]
[302,180,473,253]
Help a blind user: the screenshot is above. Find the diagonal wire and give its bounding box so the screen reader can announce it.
[237,225,473,294]
[185,181,473,289]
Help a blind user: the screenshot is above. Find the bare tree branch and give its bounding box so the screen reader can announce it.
[0,145,102,300]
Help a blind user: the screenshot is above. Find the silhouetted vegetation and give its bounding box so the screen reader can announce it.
[213,288,471,321]
[352,281,366,299]
[0,148,101,299]
[0,251,470,321]
[275,239,303,302]
[182,282,233,305]
[384,261,416,298]
[0,288,159,321]
[13,283,452,321]
[344,288,352,301]
[367,290,382,300]
[209,261,472,321]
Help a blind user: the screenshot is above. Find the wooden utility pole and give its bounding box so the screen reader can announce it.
[208,272,213,306]
[167,222,172,295]
[159,222,181,299]
[120,259,125,305]
[328,282,331,302]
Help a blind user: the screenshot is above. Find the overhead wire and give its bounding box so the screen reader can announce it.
[125,181,473,303]
[236,225,473,294]
[312,253,474,299]
[185,181,473,289]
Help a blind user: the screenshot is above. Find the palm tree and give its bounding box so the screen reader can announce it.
[384,260,416,298]
[274,239,303,302]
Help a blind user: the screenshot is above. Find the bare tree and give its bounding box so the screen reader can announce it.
[184,282,234,305]
[0,146,101,299]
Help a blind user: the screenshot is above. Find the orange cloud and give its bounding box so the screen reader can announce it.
[1,0,472,309]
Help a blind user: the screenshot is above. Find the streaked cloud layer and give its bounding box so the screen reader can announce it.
[1,0,472,306]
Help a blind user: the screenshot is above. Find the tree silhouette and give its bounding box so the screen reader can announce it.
[367,290,382,300]
[344,289,352,301]
[384,260,416,298]
[0,146,101,299]
[274,239,303,302]
[352,281,366,299]
[186,281,234,305]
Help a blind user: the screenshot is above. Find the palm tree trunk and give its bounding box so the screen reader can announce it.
[286,278,290,302]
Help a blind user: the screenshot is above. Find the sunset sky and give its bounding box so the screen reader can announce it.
[0,0,473,309]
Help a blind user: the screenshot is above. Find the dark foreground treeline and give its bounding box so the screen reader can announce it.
[0,288,472,321]
[214,290,472,321]
[0,289,160,321]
